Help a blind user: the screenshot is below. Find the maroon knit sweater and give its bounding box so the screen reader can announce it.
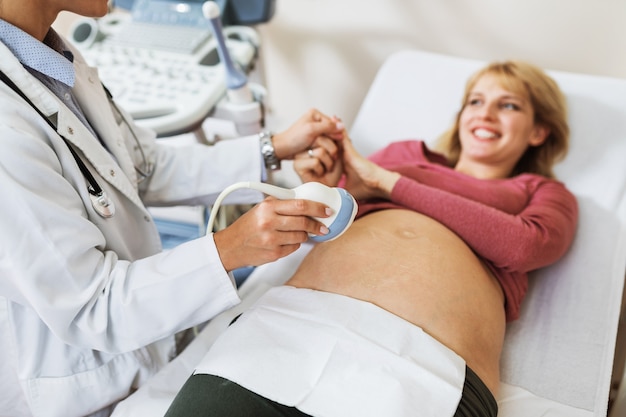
[351,140,578,321]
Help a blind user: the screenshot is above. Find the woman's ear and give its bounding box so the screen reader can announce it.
[529,124,550,147]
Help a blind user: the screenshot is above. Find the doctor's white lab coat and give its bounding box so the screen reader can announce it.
[0,40,262,417]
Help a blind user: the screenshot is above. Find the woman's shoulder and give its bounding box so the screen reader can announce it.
[512,173,578,210]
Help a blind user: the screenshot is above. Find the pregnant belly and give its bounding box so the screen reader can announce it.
[286,208,506,394]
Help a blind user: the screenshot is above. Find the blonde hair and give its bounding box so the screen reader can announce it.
[437,61,569,178]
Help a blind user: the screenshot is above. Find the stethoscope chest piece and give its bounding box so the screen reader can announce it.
[90,191,115,218]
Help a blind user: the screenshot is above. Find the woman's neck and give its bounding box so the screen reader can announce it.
[454,159,513,180]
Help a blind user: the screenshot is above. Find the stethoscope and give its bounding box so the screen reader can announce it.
[0,70,153,219]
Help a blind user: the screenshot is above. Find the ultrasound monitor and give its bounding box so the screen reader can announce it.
[112,0,136,10]
[129,0,211,27]
[112,0,274,25]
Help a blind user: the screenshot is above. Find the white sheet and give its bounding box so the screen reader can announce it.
[195,286,466,417]
[112,50,626,417]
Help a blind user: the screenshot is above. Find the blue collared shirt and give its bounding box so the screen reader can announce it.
[0,19,75,87]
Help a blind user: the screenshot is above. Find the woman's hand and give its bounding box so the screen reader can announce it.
[340,135,401,200]
[271,109,344,161]
[213,197,332,271]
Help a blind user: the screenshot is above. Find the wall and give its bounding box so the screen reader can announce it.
[55,0,626,132]
[255,0,626,131]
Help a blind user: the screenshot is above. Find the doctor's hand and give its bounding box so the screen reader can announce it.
[271,109,344,161]
[293,135,344,186]
[213,197,331,271]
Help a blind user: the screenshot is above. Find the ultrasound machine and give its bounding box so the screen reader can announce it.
[69,0,275,137]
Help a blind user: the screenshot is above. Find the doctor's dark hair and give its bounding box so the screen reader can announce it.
[437,61,569,179]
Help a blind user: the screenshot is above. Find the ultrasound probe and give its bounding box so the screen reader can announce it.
[206,182,358,242]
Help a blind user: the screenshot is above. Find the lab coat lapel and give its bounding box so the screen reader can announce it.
[73,61,141,178]
[57,71,143,213]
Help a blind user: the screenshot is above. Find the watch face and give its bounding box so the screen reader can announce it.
[259,132,279,170]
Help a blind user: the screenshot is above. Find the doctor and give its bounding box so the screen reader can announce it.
[0,1,344,416]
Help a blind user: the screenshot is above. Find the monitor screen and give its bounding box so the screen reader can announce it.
[112,0,272,25]
[113,0,136,10]
[114,0,223,11]
[130,0,215,27]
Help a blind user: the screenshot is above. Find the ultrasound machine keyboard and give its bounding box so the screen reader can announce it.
[79,33,256,137]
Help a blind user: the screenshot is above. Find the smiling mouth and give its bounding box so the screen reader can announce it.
[473,128,500,140]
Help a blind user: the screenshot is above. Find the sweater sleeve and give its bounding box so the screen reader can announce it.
[390,175,578,273]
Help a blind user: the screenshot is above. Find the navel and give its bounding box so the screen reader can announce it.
[397,228,419,239]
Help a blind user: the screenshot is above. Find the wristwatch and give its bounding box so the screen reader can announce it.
[259,131,281,171]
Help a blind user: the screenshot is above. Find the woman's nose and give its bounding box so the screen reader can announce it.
[476,102,497,119]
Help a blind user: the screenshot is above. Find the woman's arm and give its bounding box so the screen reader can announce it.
[342,138,578,272]
[390,175,578,272]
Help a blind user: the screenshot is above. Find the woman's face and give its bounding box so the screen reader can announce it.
[457,73,548,177]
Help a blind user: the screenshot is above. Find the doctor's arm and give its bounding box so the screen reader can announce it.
[133,108,344,207]
[0,126,233,353]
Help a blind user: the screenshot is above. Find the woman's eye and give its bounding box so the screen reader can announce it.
[501,102,520,110]
[468,98,482,106]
